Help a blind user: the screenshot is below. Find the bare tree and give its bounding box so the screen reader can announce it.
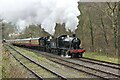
[107,2,118,55]
[99,14,108,45]
[89,17,94,52]
[118,2,120,58]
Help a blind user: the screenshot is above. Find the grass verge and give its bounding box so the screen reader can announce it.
[2,45,34,78]
[84,52,119,64]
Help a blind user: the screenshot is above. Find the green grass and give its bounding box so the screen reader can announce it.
[83,52,119,64]
[15,47,47,61]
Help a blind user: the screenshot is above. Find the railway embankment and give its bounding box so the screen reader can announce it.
[2,44,35,78]
[0,43,2,79]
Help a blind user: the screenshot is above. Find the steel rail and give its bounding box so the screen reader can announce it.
[79,57,120,69]
[38,52,120,79]
[5,44,67,80]
[11,44,120,79]
[24,48,119,79]
[4,45,43,80]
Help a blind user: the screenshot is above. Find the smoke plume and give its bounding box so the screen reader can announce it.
[0,0,80,35]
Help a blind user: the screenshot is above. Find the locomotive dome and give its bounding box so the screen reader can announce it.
[64,37,74,42]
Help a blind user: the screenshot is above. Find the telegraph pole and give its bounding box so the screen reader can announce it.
[2,23,5,40]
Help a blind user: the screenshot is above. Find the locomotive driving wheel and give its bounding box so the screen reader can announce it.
[71,53,75,58]
[71,53,82,58]
[61,49,68,57]
[79,53,83,58]
[61,50,64,57]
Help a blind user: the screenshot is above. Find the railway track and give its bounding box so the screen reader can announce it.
[79,57,120,70]
[70,58,120,77]
[4,44,67,80]
[8,44,120,79]
[37,52,120,79]
[19,46,120,80]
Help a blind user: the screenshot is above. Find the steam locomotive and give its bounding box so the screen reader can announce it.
[12,34,85,58]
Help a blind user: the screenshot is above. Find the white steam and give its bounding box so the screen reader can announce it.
[0,0,80,35]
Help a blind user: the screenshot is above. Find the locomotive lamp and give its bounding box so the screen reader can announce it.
[67,35,69,38]
[49,36,52,39]
[48,36,52,41]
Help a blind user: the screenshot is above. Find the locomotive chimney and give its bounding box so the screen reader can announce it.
[72,33,76,37]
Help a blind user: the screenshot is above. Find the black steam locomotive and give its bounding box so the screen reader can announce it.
[12,34,85,58]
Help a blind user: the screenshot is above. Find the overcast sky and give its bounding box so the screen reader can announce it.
[79,0,119,2]
[0,0,119,35]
